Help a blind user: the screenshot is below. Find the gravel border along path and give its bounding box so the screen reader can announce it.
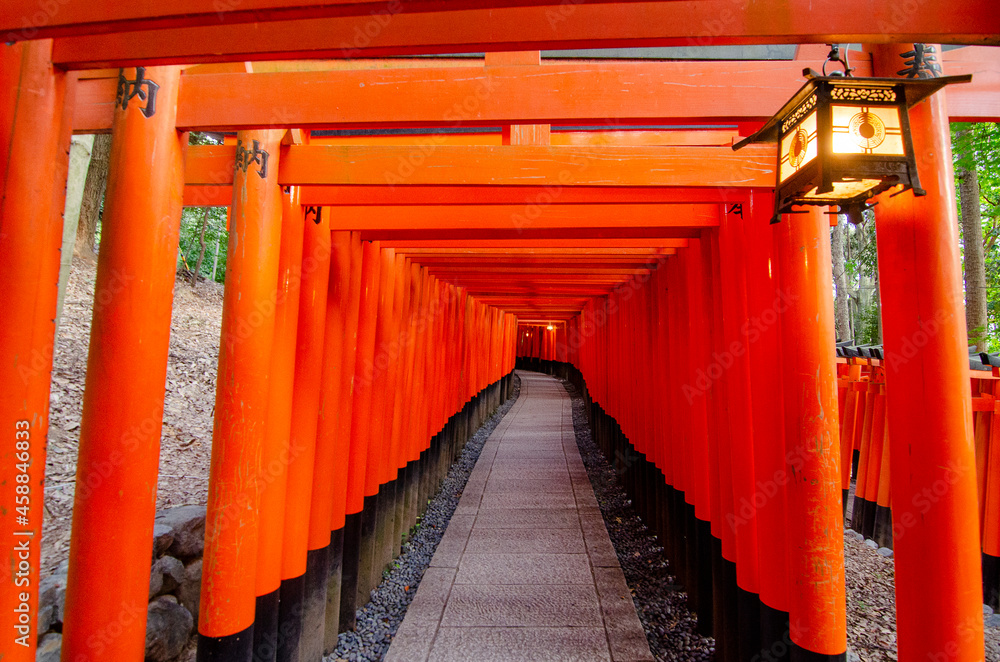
[563,379,715,662]
[328,374,522,662]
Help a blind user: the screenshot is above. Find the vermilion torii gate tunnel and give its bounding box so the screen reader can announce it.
[1,3,1000,661]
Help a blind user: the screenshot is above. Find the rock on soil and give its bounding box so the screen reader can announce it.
[145,596,195,662]
[155,506,207,561]
[36,632,61,662]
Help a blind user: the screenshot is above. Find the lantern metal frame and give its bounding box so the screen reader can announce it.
[734,68,972,223]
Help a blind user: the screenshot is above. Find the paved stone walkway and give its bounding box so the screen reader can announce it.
[385,371,654,662]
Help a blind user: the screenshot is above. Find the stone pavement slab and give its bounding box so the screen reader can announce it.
[385,371,654,662]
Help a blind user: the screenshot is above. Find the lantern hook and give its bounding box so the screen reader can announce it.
[822,44,855,77]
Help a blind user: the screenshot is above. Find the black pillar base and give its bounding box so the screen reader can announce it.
[392,467,407,559]
[873,504,893,549]
[339,512,363,633]
[719,556,739,662]
[711,541,733,662]
[300,544,330,661]
[324,527,344,655]
[684,502,699,615]
[984,552,1000,610]
[759,601,791,662]
[197,623,254,662]
[695,519,714,636]
[790,644,846,661]
[737,586,762,662]
[356,493,380,608]
[252,589,280,662]
[275,574,305,662]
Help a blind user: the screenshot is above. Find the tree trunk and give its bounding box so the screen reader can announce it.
[192,207,209,288]
[212,231,221,282]
[832,215,852,341]
[959,160,988,352]
[74,133,112,263]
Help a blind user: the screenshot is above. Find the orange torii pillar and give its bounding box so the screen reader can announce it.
[310,229,359,649]
[361,247,397,599]
[744,189,792,661]
[387,254,413,561]
[717,204,765,662]
[398,262,425,553]
[871,43,985,661]
[60,65,185,662]
[276,210,332,662]
[984,378,1000,610]
[341,239,382,628]
[684,239,716,635]
[775,207,846,662]
[301,227,350,655]
[329,231,364,642]
[0,39,66,662]
[699,229,739,658]
[293,222,342,659]
[252,186,305,662]
[198,129,284,661]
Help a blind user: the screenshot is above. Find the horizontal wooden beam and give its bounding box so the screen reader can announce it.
[75,61,811,131]
[398,246,678,254]
[358,227,702,240]
[2,1,625,40]
[439,274,631,281]
[184,144,774,188]
[396,253,677,266]
[47,1,1000,68]
[424,266,652,274]
[414,258,671,268]
[73,50,1000,132]
[382,238,689,249]
[452,287,616,296]
[183,184,750,207]
[328,204,717,231]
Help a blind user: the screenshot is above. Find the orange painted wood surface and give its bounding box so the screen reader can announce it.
[71,51,1000,132]
[46,1,1000,68]
[183,144,776,188]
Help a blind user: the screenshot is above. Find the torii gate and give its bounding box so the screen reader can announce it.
[2,3,999,662]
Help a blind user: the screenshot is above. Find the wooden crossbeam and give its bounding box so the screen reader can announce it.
[184,185,750,207]
[73,49,1000,132]
[395,246,679,254]
[328,204,717,231]
[358,227,702,240]
[381,238,689,248]
[42,1,1000,68]
[184,144,774,188]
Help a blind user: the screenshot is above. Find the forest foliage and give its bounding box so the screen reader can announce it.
[833,123,1000,351]
[177,132,229,286]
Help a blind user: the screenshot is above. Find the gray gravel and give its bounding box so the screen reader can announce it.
[563,379,714,662]
[326,375,521,662]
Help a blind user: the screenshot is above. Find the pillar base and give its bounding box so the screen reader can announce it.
[737,586,762,662]
[873,505,893,549]
[983,553,1000,610]
[197,623,254,662]
[759,601,791,662]
[790,644,846,662]
[276,574,305,662]
[324,527,345,654]
[301,544,330,661]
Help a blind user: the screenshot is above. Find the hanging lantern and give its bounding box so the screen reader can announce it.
[733,56,970,223]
